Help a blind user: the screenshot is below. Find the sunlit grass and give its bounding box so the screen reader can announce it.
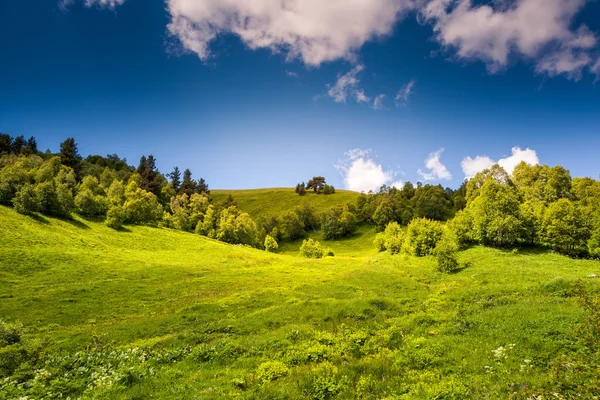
[1,205,599,399]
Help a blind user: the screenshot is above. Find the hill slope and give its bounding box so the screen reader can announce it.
[210,188,360,219]
[1,206,599,399]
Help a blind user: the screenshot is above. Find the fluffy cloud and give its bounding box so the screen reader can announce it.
[461,146,540,178]
[165,0,414,66]
[422,0,598,79]
[394,79,415,107]
[327,65,369,103]
[418,149,452,181]
[336,149,401,193]
[460,155,495,179]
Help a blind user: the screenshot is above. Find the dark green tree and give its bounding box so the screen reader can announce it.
[168,166,182,192]
[11,136,26,154]
[0,134,11,154]
[197,177,209,194]
[137,155,162,196]
[59,138,82,174]
[306,176,326,193]
[180,168,197,195]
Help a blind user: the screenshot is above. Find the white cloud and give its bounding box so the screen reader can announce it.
[461,155,495,179]
[392,180,404,189]
[418,148,452,181]
[285,70,298,78]
[372,94,386,110]
[61,0,125,9]
[165,0,415,67]
[394,79,415,107]
[461,146,540,178]
[327,65,368,103]
[422,0,598,79]
[497,147,539,174]
[336,149,400,193]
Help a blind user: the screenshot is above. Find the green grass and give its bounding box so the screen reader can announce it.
[1,205,599,399]
[210,188,360,219]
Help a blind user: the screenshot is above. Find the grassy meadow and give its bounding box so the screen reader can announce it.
[1,203,600,399]
[210,188,360,219]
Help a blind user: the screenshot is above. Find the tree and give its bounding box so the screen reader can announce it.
[197,177,209,194]
[196,205,219,238]
[321,204,356,240]
[541,199,590,257]
[373,197,395,230]
[12,184,40,215]
[279,211,305,240]
[0,134,11,154]
[323,184,335,195]
[295,201,319,232]
[23,137,37,156]
[119,180,163,224]
[137,155,162,196]
[180,169,197,195]
[412,184,453,221]
[306,176,326,193]
[11,136,26,154]
[401,218,444,256]
[59,138,82,175]
[469,178,524,247]
[168,166,182,192]
[215,206,258,246]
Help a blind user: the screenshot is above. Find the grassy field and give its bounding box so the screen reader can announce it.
[210,188,360,219]
[1,205,600,399]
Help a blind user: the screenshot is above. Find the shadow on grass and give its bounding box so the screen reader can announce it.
[27,213,51,225]
[59,217,91,230]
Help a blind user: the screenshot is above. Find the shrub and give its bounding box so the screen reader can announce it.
[106,205,126,229]
[374,232,386,252]
[256,361,289,384]
[402,218,444,256]
[264,235,279,253]
[0,320,22,347]
[302,362,343,399]
[383,221,404,254]
[589,229,600,259]
[12,183,39,215]
[300,239,324,259]
[325,249,334,257]
[216,206,258,247]
[447,210,474,247]
[434,232,460,273]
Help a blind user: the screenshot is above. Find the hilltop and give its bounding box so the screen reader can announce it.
[1,205,600,399]
[210,188,360,219]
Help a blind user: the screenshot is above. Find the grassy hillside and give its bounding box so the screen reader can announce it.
[210,188,360,219]
[1,206,599,399]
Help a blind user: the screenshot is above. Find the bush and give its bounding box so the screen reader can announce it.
[434,233,460,273]
[402,218,444,256]
[280,211,305,240]
[374,232,386,252]
[106,205,126,229]
[0,320,22,347]
[75,188,109,216]
[302,362,343,399]
[264,235,279,253]
[300,239,324,259]
[447,210,474,247]
[256,361,289,384]
[383,221,404,254]
[325,249,334,257]
[12,184,39,215]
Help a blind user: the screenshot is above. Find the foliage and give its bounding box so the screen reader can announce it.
[299,238,324,258]
[256,361,289,383]
[402,218,444,256]
[280,210,305,240]
[264,235,279,252]
[540,199,590,257]
[216,206,258,246]
[321,204,356,240]
[433,232,460,273]
[12,183,39,215]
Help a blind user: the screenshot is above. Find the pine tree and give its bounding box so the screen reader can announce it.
[168,166,182,192]
[0,134,11,154]
[11,135,26,154]
[59,138,82,174]
[197,177,209,194]
[181,169,197,195]
[23,137,37,155]
[137,155,162,196]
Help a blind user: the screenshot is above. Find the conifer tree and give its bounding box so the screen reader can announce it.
[59,138,82,174]
[181,169,197,195]
[197,177,209,194]
[168,166,182,192]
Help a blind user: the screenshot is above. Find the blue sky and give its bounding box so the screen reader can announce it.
[1,0,600,190]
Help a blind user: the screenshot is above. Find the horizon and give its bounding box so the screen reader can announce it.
[2,0,600,191]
